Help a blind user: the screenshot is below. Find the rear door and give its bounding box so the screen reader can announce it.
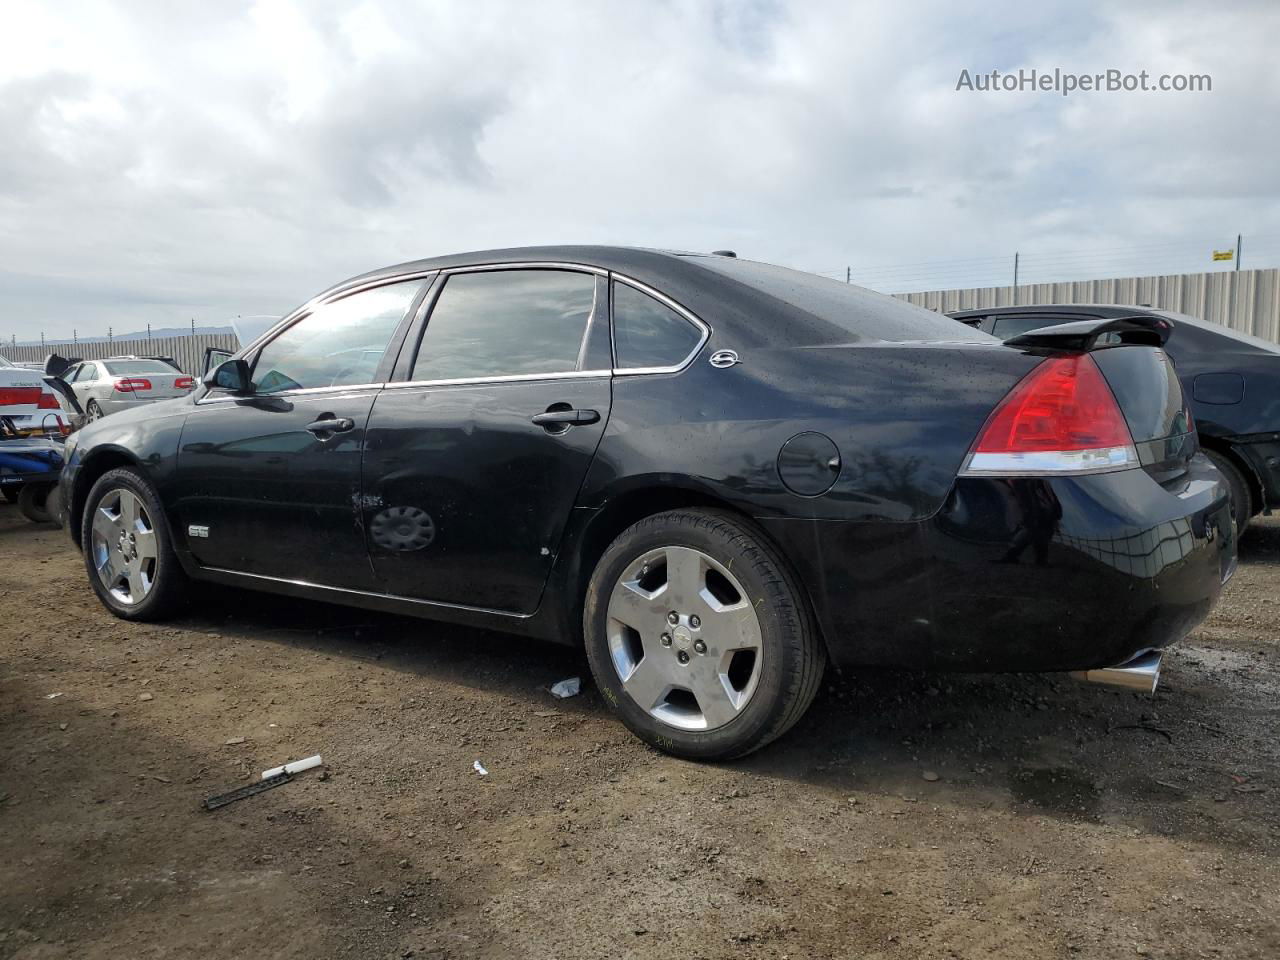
[175,278,428,587]
[362,266,613,613]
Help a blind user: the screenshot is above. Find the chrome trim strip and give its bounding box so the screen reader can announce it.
[958,445,1140,477]
[384,370,611,390]
[200,566,532,620]
[195,383,386,406]
[609,274,711,376]
[443,261,607,278]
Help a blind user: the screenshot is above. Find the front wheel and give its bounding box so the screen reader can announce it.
[583,509,825,760]
[81,467,187,620]
[87,400,104,421]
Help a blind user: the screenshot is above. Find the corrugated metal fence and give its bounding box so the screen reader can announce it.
[1,333,239,375]
[894,267,1280,344]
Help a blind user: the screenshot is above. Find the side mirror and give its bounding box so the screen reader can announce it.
[210,358,253,395]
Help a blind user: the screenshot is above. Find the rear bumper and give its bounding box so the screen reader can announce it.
[759,456,1235,672]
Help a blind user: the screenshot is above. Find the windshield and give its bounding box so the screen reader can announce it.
[102,360,177,375]
[691,256,993,344]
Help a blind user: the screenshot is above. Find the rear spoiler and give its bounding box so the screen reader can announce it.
[1005,315,1172,352]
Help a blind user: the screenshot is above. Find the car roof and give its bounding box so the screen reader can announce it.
[300,245,985,350]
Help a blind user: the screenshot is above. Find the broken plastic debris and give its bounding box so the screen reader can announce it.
[261,754,322,780]
[473,760,488,776]
[44,692,64,699]
[550,677,581,699]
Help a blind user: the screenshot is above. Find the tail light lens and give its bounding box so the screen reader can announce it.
[37,392,61,409]
[174,376,195,390]
[961,354,1138,476]
[113,378,152,393]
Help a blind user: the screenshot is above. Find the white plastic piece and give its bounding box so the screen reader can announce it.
[44,692,64,699]
[473,760,488,776]
[261,754,322,780]
[550,677,581,699]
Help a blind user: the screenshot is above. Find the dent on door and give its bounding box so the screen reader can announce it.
[360,378,611,613]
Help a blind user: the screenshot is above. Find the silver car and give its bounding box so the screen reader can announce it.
[64,357,196,421]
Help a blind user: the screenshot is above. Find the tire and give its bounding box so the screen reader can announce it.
[1,485,19,504]
[1205,449,1253,535]
[81,467,187,621]
[583,509,825,761]
[18,483,53,524]
[87,400,104,421]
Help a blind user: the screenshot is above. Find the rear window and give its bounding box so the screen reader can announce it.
[691,256,992,344]
[102,360,176,375]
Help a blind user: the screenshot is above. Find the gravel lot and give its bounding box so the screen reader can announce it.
[1,505,1277,959]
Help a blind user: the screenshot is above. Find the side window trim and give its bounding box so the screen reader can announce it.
[609,274,711,376]
[392,265,611,387]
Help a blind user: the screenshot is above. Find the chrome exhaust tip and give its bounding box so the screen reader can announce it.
[1070,650,1162,694]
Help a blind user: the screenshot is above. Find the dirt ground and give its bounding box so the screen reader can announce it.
[1,506,1277,960]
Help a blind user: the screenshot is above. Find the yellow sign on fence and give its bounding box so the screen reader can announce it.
[1213,249,1234,261]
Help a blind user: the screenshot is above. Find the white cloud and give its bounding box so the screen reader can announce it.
[0,0,1276,340]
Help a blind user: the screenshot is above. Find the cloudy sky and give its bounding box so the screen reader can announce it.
[2,0,1277,341]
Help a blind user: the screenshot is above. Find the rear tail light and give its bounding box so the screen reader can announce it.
[174,376,195,389]
[37,392,61,409]
[113,378,152,393]
[961,354,1138,476]
[0,387,41,405]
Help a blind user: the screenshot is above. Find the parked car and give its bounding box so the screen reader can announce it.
[60,248,1235,759]
[61,356,195,421]
[951,304,1280,532]
[0,353,72,438]
[0,421,67,522]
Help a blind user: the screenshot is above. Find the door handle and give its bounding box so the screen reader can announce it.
[531,408,600,428]
[306,416,355,436]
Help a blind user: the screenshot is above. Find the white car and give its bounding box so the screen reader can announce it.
[0,353,70,436]
[63,357,196,421]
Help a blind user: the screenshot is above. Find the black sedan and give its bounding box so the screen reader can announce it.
[60,248,1235,759]
[952,304,1280,532]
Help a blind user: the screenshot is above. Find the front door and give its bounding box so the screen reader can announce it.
[175,278,427,587]
[362,267,612,613]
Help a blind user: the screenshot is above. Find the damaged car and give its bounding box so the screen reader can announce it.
[60,247,1236,759]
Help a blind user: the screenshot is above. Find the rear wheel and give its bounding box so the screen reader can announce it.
[81,467,187,620]
[17,483,53,524]
[583,509,824,760]
[1205,449,1253,535]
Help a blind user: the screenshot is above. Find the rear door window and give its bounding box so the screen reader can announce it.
[611,281,704,369]
[250,280,422,394]
[410,270,596,381]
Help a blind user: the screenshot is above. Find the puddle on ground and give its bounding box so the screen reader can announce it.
[1008,766,1101,820]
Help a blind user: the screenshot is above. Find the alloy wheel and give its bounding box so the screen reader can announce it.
[90,488,158,605]
[605,545,763,731]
